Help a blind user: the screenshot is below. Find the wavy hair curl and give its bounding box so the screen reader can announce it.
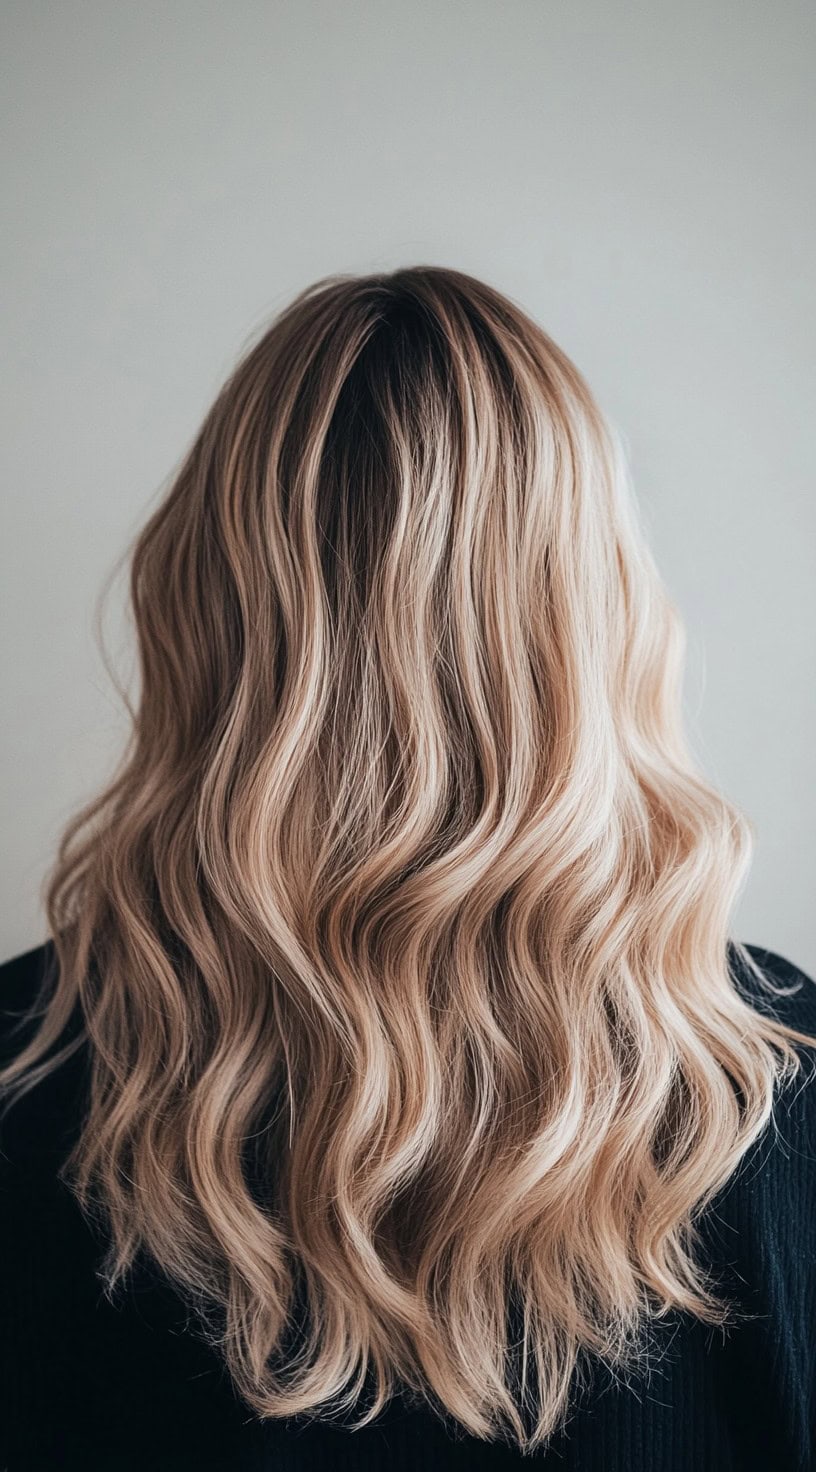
[2,266,812,1451]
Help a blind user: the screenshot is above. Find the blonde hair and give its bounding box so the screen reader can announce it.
[2,265,813,1453]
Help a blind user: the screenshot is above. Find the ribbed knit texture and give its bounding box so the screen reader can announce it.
[1,939,814,1471]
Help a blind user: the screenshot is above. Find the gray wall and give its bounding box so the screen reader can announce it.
[2,1,814,970]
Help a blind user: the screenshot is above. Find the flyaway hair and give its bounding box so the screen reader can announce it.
[2,265,814,1453]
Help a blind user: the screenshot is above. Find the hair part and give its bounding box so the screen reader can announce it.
[2,265,813,1451]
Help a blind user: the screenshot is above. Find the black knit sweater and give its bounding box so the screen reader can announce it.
[1,939,815,1471]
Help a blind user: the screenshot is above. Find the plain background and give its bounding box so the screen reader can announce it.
[1,1,814,971]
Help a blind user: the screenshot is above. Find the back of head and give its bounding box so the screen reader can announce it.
[0,266,805,1451]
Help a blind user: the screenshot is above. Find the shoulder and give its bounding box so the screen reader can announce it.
[718,940,816,1229]
[728,938,816,1046]
[0,939,60,1063]
[0,938,55,993]
[0,939,87,1167]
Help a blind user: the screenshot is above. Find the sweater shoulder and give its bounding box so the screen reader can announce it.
[728,938,816,1046]
[0,939,59,1063]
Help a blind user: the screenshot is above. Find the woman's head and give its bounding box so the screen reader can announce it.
[1,266,807,1451]
[128,266,689,943]
[134,265,663,836]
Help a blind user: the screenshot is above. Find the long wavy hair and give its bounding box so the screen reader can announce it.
[2,265,814,1453]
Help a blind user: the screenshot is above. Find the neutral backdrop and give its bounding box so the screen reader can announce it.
[2,1,814,971]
